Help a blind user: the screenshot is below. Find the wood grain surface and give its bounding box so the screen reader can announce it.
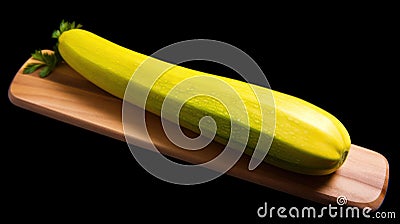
[8,54,389,210]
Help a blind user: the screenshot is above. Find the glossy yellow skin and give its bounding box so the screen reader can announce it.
[59,29,351,175]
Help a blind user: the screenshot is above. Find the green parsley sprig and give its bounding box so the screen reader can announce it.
[23,20,82,78]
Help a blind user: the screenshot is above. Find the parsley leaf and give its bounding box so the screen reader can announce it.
[22,50,58,78]
[23,20,82,78]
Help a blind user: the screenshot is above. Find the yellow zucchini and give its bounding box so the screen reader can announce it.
[57,28,351,175]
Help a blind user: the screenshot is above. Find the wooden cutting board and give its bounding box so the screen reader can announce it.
[8,54,389,210]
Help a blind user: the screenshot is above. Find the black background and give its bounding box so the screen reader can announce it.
[2,4,398,223]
